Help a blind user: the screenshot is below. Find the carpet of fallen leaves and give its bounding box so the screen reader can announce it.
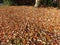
[0,6,60,45]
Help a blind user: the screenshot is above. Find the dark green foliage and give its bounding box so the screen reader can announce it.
[41,0,54,6]
[46,0,53,6]
[41,0,60,7]
[2,0,60,8]
[3,0,12,5]
[3,0,18,5]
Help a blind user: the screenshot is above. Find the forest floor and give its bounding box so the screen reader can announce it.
[0,6,60,45]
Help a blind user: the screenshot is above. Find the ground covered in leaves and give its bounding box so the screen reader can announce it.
[0,6,60,45]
